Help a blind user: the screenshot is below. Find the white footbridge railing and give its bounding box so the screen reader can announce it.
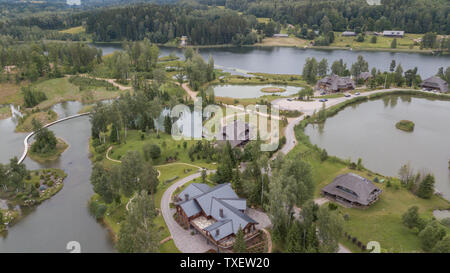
[18,112,90,164]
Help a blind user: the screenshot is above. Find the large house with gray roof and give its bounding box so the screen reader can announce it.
[321,173,382,207]
[421,76,448,93]
[174,183,258,249]
[316,74,355,93]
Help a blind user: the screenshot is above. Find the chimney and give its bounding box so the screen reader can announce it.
[219,208,224,218]
[216,229,220,236]
[184,194,189,201]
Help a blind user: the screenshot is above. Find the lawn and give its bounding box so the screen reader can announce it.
[287,113,450,253]
[32,77,123,109]
[0,82,22,105]
[15,110,58,132]
[330,32,424,51]
[0,105,11,119]
[59,26,85,34]
[108,131,217,169]
[257,37,308,47]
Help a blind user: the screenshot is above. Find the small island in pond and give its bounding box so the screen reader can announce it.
[29,138,68,163]
[28,118,68,163]
[396,120,415,132]
[260,87,286,93]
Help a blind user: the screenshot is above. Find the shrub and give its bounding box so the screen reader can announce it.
[440,218,450,227]
[328,203,338,210]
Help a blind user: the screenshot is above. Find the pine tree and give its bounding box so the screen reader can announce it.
[417,174,435,199]
[233,227,247,253]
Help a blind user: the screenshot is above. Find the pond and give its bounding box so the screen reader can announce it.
[304,95,450,200]
[0,101,115,252]
[212,84,301,99]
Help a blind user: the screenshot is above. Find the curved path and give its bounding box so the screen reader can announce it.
[273,88,416,155]
[19,112,90,164]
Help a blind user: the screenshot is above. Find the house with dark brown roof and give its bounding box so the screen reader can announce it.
[216,120,255,148]
[174,183,258,249]
[316,74,355,93]
[357,72,372,82]
[321,173,382,207]
[421,76,448,93]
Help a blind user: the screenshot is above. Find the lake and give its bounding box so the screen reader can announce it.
[304,95,450,200]
[212,84,301,99]
[92,44,450,79]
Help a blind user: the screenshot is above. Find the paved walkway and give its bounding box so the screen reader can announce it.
[272,88,416,156]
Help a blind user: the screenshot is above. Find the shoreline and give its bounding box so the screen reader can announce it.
[86,40,447,55]
[28,137,69,163]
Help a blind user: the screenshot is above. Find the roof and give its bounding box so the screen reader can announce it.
[322,173,382,206]
[383,30,404,36]
[342,31,356,36]
[216,120,255,148]
[177,183,257,240]
[358,72,372,80]
[421,76,448,92]
[204,219,234,241]
[220,198,247,211]
[273,33,289,37]
[195,184,239,216]
[177,183,211,203]
[180,199,202,217]
[317,74,355,91]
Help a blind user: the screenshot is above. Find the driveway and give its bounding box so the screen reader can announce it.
[160,171,214,253]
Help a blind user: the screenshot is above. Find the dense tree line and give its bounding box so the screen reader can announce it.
[227,0,449,35]
[84,4,254,45]
[0,42,102,82]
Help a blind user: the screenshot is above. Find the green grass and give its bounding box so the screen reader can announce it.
[395,120,415,132]
[108,131,216,169]
[330,32,424,51]
[286,97,450,253]
[59,26,85,34]
[32,77,123,109]
[338,185,449,252]
[15,110,58,132]
[0,105,11,119]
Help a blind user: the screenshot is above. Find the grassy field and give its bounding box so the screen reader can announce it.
[0,77,124,110]
[59,26,85,34]
[108,131,217,169]
[32,77,123,109]
[287,99,450,253]
[256,37,308,47]
[15,110,58,132]
[0,105,11,119]
[0,82,22,105]
[330,32,424,51]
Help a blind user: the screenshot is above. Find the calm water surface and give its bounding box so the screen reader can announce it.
[305,95,450,200]
[213,84,301,99]
[93,44,450,78]
[0,101,114,252]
